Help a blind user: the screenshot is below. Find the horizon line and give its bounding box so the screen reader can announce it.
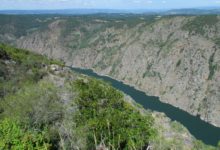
[0,6,219,11]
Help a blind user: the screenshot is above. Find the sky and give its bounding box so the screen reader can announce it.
[0,0,219,10]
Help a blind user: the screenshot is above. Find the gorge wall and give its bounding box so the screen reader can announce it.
[1,14,220,127]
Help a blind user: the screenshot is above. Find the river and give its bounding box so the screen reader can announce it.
[71,67,220,146]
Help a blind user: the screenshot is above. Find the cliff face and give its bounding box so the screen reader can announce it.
[1,15,220,127]
[1,44,216,149]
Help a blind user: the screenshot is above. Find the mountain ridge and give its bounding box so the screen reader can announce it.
[1,8,220,15]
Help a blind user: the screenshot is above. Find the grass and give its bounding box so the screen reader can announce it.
[1,81,61,126]
[0,43,64,66]
[0,44,64,98]
[0,44,65,149]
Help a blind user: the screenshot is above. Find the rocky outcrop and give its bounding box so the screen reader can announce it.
[1,15,220,127]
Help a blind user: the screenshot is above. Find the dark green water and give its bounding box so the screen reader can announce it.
[71,67,220,146]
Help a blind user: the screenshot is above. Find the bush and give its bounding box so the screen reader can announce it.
[0,44,64,67]
[0,118,51,150]
[192,140,216,150]
[0,81,62,127]
[73,78,156,149]
[208,51,217,80]
[0,44,64,98]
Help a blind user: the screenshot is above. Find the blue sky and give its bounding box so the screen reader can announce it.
[0,0,219,10]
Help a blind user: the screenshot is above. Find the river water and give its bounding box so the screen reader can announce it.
[71,67,220,146]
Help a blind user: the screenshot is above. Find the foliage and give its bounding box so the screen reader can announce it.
[0,44,64,149]
[217,141,220,150]
[73,78,156,149]
[208,51,217,80]
[176,59,182,67]
[0,80,62,127]
[182,15,218,35]
[214,38,220,47]
[192,140,216,150]
[61,15,156,51]
[0,14,54,37]
[171,121,186,133]
[0,118,51,150]
[0,44,63,98]
[0,42,217,149]
[0,44,64,66]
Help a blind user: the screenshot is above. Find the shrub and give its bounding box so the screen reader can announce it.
[73,78,156,149]
[208,51,217,80]
[0,44,64,66]
[0,81,62,127]
[0,118,51,150]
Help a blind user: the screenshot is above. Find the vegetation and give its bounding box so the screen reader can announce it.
[0,118,51,150]
[60,14,156,51]
[0,44,158,149]
[0,44,63,66]
[208,51,217,80]
[182,15,218,35]
[213,38,220,47]
[0,44,63,98]
[0,81,62,127]
[0,44,65,149]
[0,42,218,149]
[176,59,182,67]
[0,15,53,38]
[192,140,216,150]
[73,78,157,149]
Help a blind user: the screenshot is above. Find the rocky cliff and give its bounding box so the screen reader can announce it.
[2,44,216,149]
[0,14,220,127]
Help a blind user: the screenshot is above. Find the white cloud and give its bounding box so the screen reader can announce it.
[162,0,167,4]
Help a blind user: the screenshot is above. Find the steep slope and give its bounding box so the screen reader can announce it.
[0,43,218,149]
[0,15,220,127]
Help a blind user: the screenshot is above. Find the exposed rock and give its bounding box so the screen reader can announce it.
[1,15,220,127]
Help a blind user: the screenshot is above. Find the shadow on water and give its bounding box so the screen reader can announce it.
[71,67,220,146]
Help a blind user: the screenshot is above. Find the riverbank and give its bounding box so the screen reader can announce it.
[70,66,220,146]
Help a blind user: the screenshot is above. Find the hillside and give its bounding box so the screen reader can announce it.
[0,14,219,128]
[0,44,218,149]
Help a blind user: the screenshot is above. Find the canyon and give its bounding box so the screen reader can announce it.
[0,14,220,127]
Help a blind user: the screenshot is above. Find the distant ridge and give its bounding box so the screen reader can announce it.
[0,8,220,15]
[0,9,158,15]
[163,8,220,15]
